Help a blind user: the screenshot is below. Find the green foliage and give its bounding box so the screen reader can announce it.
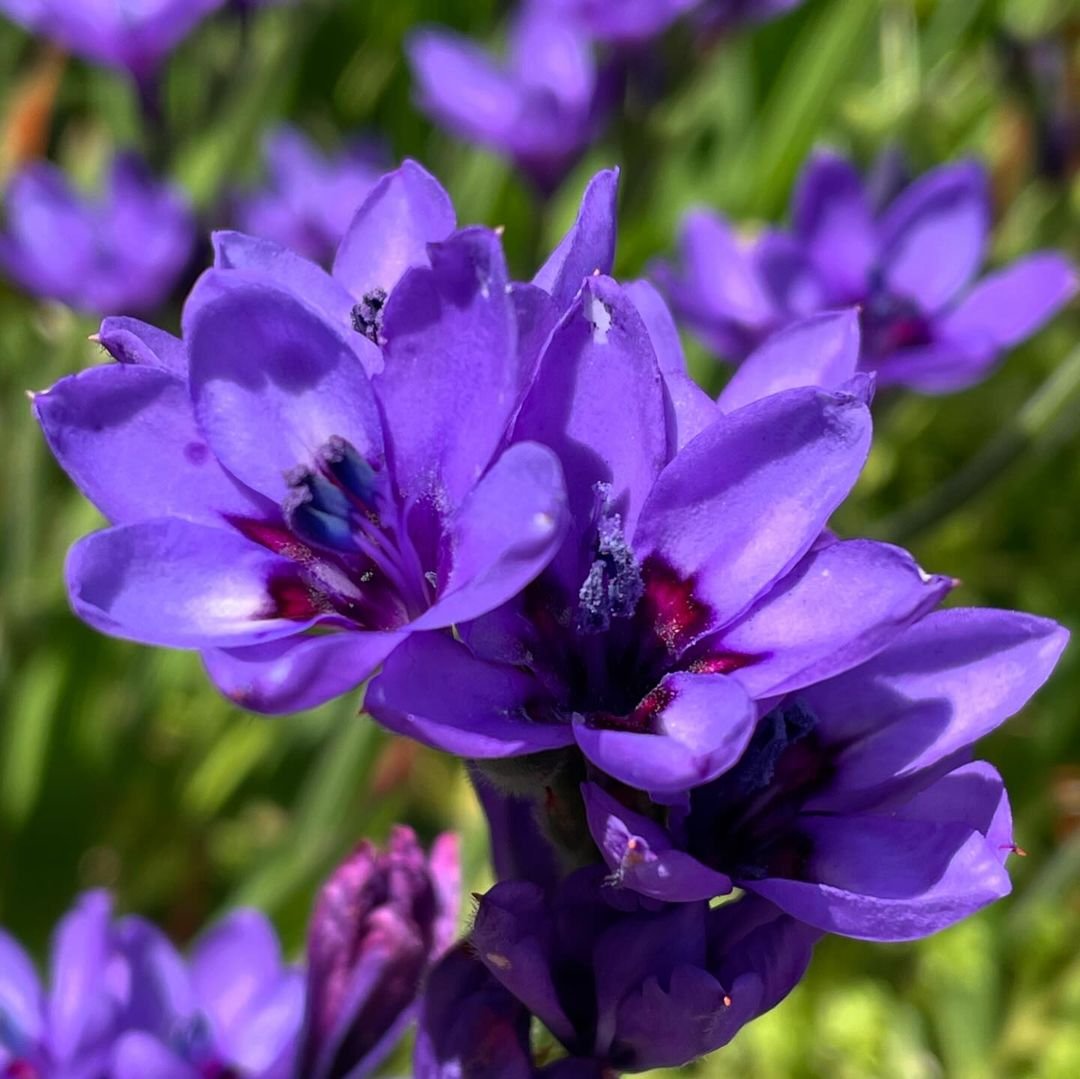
[0,1,1078,1075]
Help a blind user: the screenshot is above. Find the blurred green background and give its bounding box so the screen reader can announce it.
[1,0,1079,1075]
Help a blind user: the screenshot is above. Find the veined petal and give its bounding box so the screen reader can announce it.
[98,316,187,376]
[210,231,361,336]
[376,228,519,507]
[717,309,862,413]
[66,519,320,649]
[333,159,456,300]
[187,281,383,503]
[750,809,1010,941]
[573,673,757,794]
[633,386,871,635]
[722,538,952,698]
[515,275,671,550]
[202,631,406,715]
[366,634,573,757]
[806,608,1068,795]
[415,442,568,630]
[534,168,620,311]
[34,364,269,527]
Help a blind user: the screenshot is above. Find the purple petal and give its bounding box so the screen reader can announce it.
[66,519,317,649]
[941,252,1077,352]
[806,608,1068,798]
[722,538,953,698]
[111,916,193,1035]
[333,159,456,299]
[534,168,620,311]
[98,317,187,376]
[753,230,827,317]
[667,209,777,328]
[48,891,114,1064]
[34,364,269,527]
[582,783,734,902]
[716,309,862,413]
[626,278,718,450]
[750,809,1010,941]
[880,161,989,312]
[376,228,520,507]
[222,970,304,1075]
[407,29,522,150]
[414,945,534,1079]
[415,442,567,629]
[633,386,871,635]
[187,282,383,503]
[0,930,43,1050]
[515,275,671,555]
[202,631,406,715]
[210,231,360,334]
[792,151,876,299]
[510,6,595,110]
[366,634,574,757]
[189,910,286,1035]
[472,882,576,1047]
[573,672,757,793]
[112,1033,198,1079]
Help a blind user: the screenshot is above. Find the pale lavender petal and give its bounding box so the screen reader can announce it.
[66,519,318,649]
[98,317,187,376]
[333,160,456,299]
[202,631,406,715]
[716,310,862,413]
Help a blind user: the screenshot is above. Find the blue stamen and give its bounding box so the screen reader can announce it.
[318,436,379,509]
[284,488,359,553]
[286,467,352,518]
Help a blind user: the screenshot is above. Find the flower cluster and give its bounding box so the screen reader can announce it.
[0,154,194,315]
[33,161,1069,1074]
[0,828,457,1079]
[407,0,806,192]
[654,151,1077,392]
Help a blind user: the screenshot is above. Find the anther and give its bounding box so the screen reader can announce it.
[350,287,388,343]
[318,436,379,508]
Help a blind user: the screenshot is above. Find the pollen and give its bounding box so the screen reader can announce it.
[486,952,512,970]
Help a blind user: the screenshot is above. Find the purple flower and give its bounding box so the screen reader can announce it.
[0,0,229,79]
[584,607,1067,939]
[0,890,192,1078]
[0,154,194,315]
[112,910,303,1079]
[35,159,569,716]
[548,0,803,43]
[367,269,955,797]
[435,869,817,1073]
[547,0,700,43]
[408,7,609,193]
[234,126,386,266]
[655,152,1076,392]
[296,826,460,1079]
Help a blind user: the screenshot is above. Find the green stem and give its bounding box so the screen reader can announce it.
[875,345,1080,545]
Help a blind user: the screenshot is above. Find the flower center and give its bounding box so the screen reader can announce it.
[230,436,434,629]
[687,699,833,880]
[860,275,933,358]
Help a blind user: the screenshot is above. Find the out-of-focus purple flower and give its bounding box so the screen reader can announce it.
[584,606,1067,940]
[0,0,229,79]
[408,7,610,193]
[0,891,193,1079]
[235,126,387,266]
[368,228,956,798]
[548,0,700,43]
[296,826,459,1079]
[0,154,194,315]
[654,152,1076,392]
[548,0,803,43]
[112,909,303,1079]
[437,869,816,1073]
[35,160,569,717]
